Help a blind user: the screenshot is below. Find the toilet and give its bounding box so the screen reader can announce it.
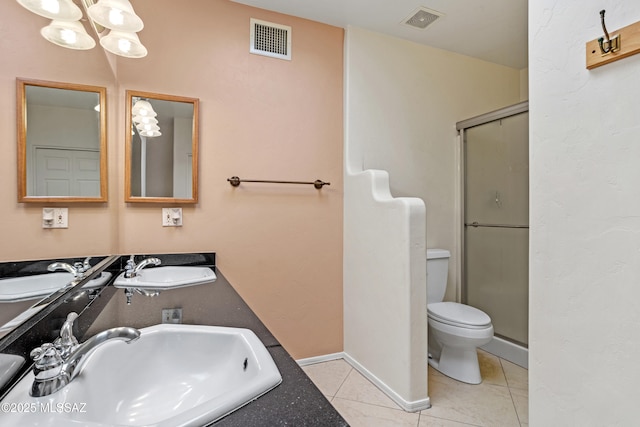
[426,249,493,384]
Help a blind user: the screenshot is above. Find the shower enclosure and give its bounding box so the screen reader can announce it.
[457,102,529,366]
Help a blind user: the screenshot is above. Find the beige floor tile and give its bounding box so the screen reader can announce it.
[301,359,352,397]
[501,359,528,391]
[510,386,528,425]
[419,414,481,426]
[425,370,520,427]
[332,398,420,427]
[477,350,508,387]
[335,368,402,410]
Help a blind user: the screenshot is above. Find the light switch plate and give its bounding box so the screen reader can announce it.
[43,208,68,228]
[162,208,183,227]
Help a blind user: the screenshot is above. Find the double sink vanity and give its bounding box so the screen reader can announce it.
[0,253,348,426]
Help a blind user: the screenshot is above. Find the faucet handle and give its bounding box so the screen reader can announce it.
[30,343,63,372]
[72,262,86,277]
[55,312,79,359]
[124,258,136,278]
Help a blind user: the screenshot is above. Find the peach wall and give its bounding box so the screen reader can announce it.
[0,0,344,358]
[0,3,119,260]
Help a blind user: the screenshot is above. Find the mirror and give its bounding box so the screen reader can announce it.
[17,79,107,203]
[0,256,109,339]
[125,90,199,203]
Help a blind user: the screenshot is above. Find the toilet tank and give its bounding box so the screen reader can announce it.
[427,249,450,304]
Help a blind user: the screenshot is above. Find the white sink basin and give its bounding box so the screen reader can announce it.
[0,272,112,303]
[0,324,282,426]
[114,266,216,290]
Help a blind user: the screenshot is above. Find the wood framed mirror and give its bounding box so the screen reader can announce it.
[124,90,199,203]
[17,79,107,203]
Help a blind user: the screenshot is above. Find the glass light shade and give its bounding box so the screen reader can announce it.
[17,0,82,21]
[87,0,143,32]
[132,100,156,117]
[136,123,160,132]
[40,20,96,50]
[132,115,158,125]
[139,129,161,137]
[100,30,147,58]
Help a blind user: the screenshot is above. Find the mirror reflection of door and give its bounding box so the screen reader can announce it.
[21,82,104,200]
[33,148,100,197]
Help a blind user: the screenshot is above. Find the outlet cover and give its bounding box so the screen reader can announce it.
[162,208,183,227]
[162,308,183,324]
[43,208,68,228]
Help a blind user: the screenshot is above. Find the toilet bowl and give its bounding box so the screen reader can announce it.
[426,249,494,384]
[427,302,493,384]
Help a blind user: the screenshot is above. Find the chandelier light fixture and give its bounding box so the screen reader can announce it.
[16,0,147,58]
[132,98,161,137]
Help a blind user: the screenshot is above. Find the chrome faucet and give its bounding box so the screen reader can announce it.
[124,287,161,305]
[124,255,161,278]
[47,257,92,279]
[29,312,140,397]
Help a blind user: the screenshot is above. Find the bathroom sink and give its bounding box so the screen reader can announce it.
[0,324,282,427]
[0,354,24,388]
[0,272,112,303]
[114,266,216,290]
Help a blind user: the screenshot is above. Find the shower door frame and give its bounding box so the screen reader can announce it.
[456,100,529,367]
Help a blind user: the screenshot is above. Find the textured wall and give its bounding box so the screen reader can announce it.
[530,1,640,424]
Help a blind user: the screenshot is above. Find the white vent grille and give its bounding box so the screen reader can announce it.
[403,7,443,30]
[250,18,291,60]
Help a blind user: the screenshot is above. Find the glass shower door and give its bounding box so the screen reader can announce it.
[463,111,529,346]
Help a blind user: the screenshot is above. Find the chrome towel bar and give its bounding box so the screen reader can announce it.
[227,176,330,189]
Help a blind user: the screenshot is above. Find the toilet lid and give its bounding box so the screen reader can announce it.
[427,302,492,328]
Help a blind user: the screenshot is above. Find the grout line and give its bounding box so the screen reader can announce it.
[500,357,526,426]
[331,365,353,399]
[507,386,524,427]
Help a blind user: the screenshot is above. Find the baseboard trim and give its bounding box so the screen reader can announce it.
[481,336,528,369]
[296,352,346,367]
[297,352,431,412]
[342,353,431,412]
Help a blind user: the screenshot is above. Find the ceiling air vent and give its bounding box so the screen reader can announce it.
[250,18,291,61]
[403,7,443,30]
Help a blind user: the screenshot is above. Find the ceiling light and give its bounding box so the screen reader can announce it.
[87,0,143,32]
[40,20,96,50]
[16,0,82,21]
[16,0,147,58]
[131,99,157,117]
[100,30,147,58]
[139,129,161,138]
[137,123,160,132]
[133,115,158,125]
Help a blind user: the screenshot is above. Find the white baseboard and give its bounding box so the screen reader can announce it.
[297,352,431,412]
[296,352,346,367]
[481,336,528,369]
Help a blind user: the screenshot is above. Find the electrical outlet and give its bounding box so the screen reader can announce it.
[43,207,68,228]
[162,308,182,324]
[162,208,182,227]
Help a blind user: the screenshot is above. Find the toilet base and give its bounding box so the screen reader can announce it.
[428,346,482,385]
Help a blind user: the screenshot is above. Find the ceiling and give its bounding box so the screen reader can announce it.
[231,0,528,70]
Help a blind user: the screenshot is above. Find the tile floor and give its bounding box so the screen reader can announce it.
[301,350,528,427]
